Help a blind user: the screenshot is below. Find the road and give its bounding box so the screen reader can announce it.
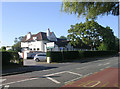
[1,56,119,88]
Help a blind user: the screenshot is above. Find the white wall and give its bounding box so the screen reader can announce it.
[29,41,42,50]
[21,41,49,52]
[21,42,29,47]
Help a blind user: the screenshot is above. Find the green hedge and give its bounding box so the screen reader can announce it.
[1,51,19,65]
[47,51,62,62]
[78,51,117,58]
[47,50,118,62]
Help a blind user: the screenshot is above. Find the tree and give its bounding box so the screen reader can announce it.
[59,36,67,39]
[68,20,103,50]
[67,20,116,50]
[114,36,119,51]
[13,36,24,52]
[97,42,108,51]
[0,46,6,51]
[61,1,119,19]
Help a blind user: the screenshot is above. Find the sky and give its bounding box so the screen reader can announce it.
[1,2,119,47]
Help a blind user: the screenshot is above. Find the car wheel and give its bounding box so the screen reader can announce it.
[35,58,40,62]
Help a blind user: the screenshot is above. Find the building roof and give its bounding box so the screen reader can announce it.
[21,31,70,47]
[54,38,69,47]
[22,32,48,42]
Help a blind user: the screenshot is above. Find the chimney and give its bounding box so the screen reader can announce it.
[47,28,50,40]
[26,32,31,40]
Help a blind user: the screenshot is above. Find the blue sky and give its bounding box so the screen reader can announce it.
[2,2,118,47]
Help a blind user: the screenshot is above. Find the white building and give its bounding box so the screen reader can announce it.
[21,28,73,59]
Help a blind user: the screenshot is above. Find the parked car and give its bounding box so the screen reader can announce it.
[27,53,36,59]
[34,53,47,62]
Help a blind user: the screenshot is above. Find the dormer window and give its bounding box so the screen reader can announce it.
[33,37,37,40]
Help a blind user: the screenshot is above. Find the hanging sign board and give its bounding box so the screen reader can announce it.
[46,42,55,49]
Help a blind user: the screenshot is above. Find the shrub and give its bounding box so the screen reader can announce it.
[1,51,19,65]
[47,50,117,62]
[63,51,79,60]
[1,51,12,65]
[47,51,62,62]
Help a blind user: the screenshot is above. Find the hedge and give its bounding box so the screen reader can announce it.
[47,51,62,62]
[1,51,19,65]
[47,50,118,62]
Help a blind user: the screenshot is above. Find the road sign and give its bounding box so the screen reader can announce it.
[60,47,63,50]
[46,42,55,49]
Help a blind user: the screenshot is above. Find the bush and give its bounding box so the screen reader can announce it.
[63,51,79,60]
[47,51,62,62]
[47,50,117,62]
[97,42,108,51]
[1,51,19,65]
[1,51,12,65]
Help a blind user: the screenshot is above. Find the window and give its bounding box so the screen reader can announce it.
[30,48,32,50]
[33,37,37,40]
[34,48,36,50]
[37,54,46,56]
[37,48,39,50]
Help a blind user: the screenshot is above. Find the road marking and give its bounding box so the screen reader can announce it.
[4,85,9,88]
[42,69,55,72]
[76,67,86,70]
[0,78,38,86]
[105,66,110,68]
[83,73,93,77]
[101,82,109,87]
[78,80,91,86]
[83,81,101,87]
[46,77,60,84]
[65,76,82,84]
[44,71,67,77]
[104,62,110,65]
[100,68,104,71]
[66,71,82,76]
[45,71,82,84]
[0,78,6,82]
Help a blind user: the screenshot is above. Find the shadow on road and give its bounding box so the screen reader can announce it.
[61,55,119,63]
[2,65,58,76]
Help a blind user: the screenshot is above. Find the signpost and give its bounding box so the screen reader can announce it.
[46,42,55,63]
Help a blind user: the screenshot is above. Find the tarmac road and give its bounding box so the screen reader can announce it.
[1,56,119,89]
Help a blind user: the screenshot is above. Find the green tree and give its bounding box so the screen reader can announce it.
[68,20,103,50]
[67,20,116,50]
[97,42,108,51]
[61,1,119,19]
[59,36,67,39]
[0,46,6,51]
[99,26,116,50]
[114,36,119,51]
[13,36,24,52]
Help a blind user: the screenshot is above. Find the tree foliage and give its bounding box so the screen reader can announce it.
[67,20,116,50]
[13,36,24,52]
[0,46,6,51]
[61,1,119,19]
[59,36,67,39]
